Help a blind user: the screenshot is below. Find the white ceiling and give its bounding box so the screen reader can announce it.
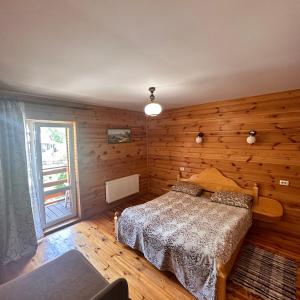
[0,0,300,111]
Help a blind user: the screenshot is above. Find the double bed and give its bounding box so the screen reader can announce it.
[115,168,259,300]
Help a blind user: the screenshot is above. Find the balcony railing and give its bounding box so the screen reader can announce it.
[42,166,69,205]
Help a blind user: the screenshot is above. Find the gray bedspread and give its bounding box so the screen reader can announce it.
[117,191,252,300]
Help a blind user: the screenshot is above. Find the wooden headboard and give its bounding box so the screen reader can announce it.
[178,167,259,204]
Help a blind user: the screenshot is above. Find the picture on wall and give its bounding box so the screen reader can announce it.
[107,128,131,144]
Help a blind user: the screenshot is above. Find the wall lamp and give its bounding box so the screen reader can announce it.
[247,130,257,144]
[195,132,204,144]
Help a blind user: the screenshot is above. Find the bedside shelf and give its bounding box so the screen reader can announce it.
[252,197,283,222]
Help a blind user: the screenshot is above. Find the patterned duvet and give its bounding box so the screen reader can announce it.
[117,191,252,300]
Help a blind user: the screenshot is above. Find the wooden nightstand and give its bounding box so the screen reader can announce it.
[252,197,283,222]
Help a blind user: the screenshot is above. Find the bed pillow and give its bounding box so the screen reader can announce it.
[210,191,253,209]
[171,181,203,197]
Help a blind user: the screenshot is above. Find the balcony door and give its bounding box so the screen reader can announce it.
[34,122,77,229]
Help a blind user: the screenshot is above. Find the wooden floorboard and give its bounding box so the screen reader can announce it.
[1,194,299,300]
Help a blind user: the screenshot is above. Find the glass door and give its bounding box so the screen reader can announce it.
[35,122,77,229]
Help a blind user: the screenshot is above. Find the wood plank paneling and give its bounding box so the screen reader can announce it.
[148,89,300,238]
[11,88,300,238]
[25,102,148,219]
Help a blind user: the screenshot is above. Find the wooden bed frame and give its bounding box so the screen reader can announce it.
[114,167,259,300]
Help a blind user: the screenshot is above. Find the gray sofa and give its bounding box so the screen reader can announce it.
[0,250,129,300]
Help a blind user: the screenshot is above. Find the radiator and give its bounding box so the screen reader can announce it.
[105,174,140,203]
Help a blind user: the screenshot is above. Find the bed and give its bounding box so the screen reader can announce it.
[114,168,259,300]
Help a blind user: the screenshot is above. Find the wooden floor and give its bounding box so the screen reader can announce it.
[45,200,72,224]
[1,194,300,300]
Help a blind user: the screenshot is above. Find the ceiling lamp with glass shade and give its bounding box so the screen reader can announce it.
[144,87,162,117]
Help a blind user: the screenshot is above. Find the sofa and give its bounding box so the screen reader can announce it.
[0,249,129,300]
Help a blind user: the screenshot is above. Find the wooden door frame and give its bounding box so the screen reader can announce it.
[34,121,78,229]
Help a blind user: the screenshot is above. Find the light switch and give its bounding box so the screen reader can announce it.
[279,180,289,186]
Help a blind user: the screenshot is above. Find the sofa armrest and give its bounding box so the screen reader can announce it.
[90,278,129,300]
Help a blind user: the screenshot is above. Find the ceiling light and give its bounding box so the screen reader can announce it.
[144,87,162,117]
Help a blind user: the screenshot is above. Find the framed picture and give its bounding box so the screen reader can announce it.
[107,128,131,144]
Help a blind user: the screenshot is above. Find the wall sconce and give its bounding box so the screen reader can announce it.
[195,132,204,144]
[247,130,257,144]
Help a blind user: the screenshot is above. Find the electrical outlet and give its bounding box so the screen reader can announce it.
[279,180,289,186]
[179,167,185,172]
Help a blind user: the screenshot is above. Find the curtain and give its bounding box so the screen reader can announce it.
[25,121,44,240]
[0,98,37,265]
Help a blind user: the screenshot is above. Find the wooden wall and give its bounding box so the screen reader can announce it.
[6,88,300,238]
[25,101,148,219]
[148,90,300,238]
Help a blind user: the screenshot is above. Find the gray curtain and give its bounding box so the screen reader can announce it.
[0,98,37,265]
[25,120,44,240]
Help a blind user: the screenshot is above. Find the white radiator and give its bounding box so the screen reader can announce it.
[105,174,140,203]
